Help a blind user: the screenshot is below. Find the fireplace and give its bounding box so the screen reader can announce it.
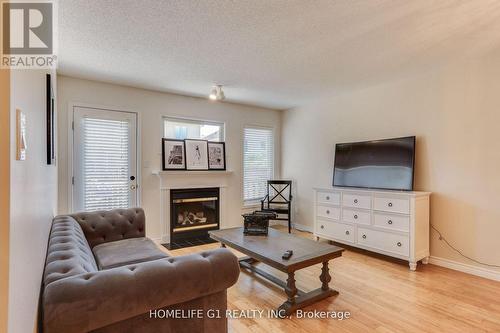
[168,187,220,249]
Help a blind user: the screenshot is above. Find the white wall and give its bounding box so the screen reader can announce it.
[8,70,58,333]
[0,69,10,333]
[57,76,281,240]
[281,47,500,275]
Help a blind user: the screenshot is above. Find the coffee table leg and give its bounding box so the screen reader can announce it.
[320,261,331,290]
[278,271,298,316]
[285,272,298,304]
[278,266,338,317]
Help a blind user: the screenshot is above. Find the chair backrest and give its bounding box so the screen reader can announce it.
[267,180,292,203]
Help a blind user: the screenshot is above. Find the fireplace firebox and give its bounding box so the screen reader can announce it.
[168,187,220,249]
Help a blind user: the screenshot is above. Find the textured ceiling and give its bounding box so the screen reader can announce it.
[57,0,500,110]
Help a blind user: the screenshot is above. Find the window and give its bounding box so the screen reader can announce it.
[163,117,224,141]
[243,127,274,204]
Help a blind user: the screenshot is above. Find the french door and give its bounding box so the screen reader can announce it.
[73,107,138,212]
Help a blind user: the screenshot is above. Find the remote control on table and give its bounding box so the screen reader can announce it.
[282,250,293,260]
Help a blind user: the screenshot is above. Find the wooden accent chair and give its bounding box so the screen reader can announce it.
[260,180,293,233]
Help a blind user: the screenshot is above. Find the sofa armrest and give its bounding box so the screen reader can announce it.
[43,248,240,333]
[70,207,146,248]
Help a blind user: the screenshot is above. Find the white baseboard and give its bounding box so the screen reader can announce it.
[151,237,163,244]
[269,220,286,227]
[151,235,169,244]
[269,220,313,233]
[429,256,500,282]
[292,223,313,233]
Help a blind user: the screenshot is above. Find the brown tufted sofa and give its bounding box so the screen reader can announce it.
[42,208,240,333]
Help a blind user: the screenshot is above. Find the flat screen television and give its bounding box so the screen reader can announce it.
[333,136,416,191]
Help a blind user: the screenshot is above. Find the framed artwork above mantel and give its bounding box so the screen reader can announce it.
[162,139,186,170]
[162,138,227,172]
[208,141,226,170]
[185,139,209,170]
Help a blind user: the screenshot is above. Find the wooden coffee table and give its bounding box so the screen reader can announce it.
[209,227,344,316]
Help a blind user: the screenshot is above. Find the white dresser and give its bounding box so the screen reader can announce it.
[313,187,431,270]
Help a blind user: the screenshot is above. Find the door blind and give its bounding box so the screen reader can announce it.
[243,127,274,203]
[82,117,130,211]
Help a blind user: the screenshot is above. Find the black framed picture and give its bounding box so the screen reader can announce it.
[46,74,56,165]
[162,139,186,170]
[185,139,209,170]
[208,141,226,170]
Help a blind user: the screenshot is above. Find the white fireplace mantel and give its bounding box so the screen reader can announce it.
[152,170,233,243]
[153,170,233,177]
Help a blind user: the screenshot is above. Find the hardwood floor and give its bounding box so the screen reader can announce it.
[168,226,500,333]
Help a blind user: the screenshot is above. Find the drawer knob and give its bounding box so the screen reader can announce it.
[345,230,350,235]
[326,196,330,200]
[388,202,393,207]
[362,234,367,239]
[321,225,324,229]
[388,220,393,225]
[326,210,330,214]
[354,199,358,203]
[397,242,402,247]
[354,214,358,219]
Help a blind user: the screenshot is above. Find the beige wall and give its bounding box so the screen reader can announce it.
[8,70,58,333]
[0,69,10,333]
[57,76,281,240]
[282,48,500,274]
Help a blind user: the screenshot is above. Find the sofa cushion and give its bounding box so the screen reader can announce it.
[44,216,98,286]
[92,237,169,270]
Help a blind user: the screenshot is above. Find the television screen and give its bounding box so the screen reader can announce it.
[333,136,415,191]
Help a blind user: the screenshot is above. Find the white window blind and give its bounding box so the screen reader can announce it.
[83,118,130,211]
[243,127,274,204]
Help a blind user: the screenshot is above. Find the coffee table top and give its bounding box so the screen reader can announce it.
[209,227,344,272]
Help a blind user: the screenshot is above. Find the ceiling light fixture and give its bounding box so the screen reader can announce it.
[209,85,225,101]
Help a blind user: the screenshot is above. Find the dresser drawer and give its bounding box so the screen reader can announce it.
[357,228,409,256]
[342,208,370,225]
[316,191,341,205]
[373,213,409,232]
[317,221,355,243]
[342,193,371,209]
[317,205,340,220]
[373,196,409,214]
